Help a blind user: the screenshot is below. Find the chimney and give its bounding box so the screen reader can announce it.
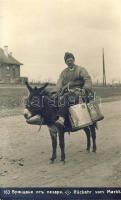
[4,45,8,57]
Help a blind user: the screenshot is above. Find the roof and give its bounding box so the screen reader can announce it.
[0,48,23,65]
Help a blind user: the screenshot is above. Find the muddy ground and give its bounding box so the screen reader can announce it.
[0,100,121,187]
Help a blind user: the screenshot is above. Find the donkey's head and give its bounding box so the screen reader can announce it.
[24,81,49,119]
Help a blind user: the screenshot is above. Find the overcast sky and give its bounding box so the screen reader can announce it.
[1,0,121,83]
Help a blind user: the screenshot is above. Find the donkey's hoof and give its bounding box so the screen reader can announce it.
[60,156,65,162]
[86,148,90,153]
[50,158,56,164]
[92,149,96,153]
[60,153,65,162]
[60,158,65,161]
[50,155,56,161]
[60,158,65,163]
[60,160,65,164]
[49,159,55,164]
[50,157,56,161]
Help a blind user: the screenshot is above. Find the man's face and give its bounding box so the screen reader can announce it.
[65,57,75,69]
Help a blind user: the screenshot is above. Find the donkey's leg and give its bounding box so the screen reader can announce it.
[58,129,65,162]
[84,127,91,152]
[49,126,57,162]
[90,124,96,152]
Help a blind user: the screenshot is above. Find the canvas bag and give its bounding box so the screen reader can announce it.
[87,100,104,122]
[69,103,93,131]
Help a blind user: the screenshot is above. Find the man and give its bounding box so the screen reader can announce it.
[55,52,93,127]
[25,52,93,127]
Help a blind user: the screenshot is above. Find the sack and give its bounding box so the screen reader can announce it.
[87,100,104,122]
[26,115,43,125]
[69,103,93,131]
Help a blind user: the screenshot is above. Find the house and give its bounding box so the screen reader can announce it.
[0,46,28,84]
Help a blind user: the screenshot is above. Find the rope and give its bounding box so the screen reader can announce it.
[38,118,44,132]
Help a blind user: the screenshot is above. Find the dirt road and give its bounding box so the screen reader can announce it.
[0,100,121,187]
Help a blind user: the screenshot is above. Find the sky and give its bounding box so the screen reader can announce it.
[0,0,121,83]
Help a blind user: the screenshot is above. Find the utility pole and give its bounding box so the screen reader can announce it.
[102,48,106,86]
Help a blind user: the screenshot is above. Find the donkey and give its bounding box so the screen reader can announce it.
[24,81,97,163]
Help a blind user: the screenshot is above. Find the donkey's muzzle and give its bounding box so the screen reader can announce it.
[24,108,32,119]
[26,115,43,125]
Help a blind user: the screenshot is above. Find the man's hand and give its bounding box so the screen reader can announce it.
[79,88,85,96]
[59,85,68,95]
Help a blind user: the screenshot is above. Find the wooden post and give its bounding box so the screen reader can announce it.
[102,48,106,86]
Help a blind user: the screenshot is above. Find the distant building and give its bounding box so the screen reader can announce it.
[0,46,28,84]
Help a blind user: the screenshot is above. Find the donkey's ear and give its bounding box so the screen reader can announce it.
[25,81,33,92]
[39,82,49,92]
